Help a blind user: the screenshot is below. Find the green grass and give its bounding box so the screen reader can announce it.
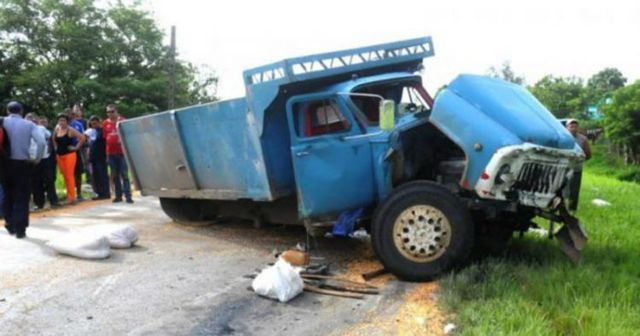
[585,143,640,183]
[53,169,93,202]
[440,171,640,335]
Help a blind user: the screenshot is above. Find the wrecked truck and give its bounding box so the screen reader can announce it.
[119,37,587,281]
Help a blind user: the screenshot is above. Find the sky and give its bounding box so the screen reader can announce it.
[144,0,640,99]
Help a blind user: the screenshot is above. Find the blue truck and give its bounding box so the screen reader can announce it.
[119,37,587,281]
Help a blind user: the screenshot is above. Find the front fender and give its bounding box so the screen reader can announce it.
[431,89,521,188]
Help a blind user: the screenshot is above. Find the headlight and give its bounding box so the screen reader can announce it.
[495,164,512,185]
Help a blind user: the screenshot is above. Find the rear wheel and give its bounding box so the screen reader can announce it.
[372,181,474,281]
[159,198,217,225]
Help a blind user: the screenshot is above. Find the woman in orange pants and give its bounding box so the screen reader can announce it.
[53,114,85,204]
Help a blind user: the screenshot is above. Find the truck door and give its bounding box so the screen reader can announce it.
[287,95,375,218]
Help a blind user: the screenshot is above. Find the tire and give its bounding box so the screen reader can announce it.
[159,197,216,225]
[371,181,474,281]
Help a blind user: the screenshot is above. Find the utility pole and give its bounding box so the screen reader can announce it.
[168,25,176,109]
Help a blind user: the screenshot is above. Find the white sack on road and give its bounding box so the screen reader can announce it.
[252,258,303,303]
[47,233,111,259]
[89,225,139,248]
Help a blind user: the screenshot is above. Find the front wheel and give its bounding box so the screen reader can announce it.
[371,181,474,281]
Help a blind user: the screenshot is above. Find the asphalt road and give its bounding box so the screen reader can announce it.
[0,197,447,336]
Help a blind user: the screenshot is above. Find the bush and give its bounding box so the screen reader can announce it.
[585,143,640,183]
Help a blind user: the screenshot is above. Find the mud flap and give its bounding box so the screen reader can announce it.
[555,204,588,263]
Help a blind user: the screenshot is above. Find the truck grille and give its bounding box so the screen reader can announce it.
[512,162,567,194]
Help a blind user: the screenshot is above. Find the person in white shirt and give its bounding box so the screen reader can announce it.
[39,116,60,208]
[26,113,58,210]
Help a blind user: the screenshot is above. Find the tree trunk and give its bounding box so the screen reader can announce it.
[623,144,631,165]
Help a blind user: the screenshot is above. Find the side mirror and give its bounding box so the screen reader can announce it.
[379,99,395,130]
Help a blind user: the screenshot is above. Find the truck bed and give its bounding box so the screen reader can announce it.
[119,98,274,201]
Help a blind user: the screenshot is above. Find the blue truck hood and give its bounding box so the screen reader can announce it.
[431,74,577,187]
[444,74,574,149]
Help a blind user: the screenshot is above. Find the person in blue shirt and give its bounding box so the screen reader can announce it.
[2,101,46,238]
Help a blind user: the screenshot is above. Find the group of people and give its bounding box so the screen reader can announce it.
[1,101,133,239]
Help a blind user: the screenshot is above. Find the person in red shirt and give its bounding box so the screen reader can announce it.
[103,104,133,203]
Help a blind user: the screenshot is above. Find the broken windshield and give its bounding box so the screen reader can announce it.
[349,80,433,126]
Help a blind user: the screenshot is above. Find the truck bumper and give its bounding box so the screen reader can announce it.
[474,143,584,208]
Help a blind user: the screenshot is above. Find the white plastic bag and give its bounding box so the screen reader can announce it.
[251,259,304,303]
[46,233,111,259]
[591,198,611,207]
[90,225,139,248]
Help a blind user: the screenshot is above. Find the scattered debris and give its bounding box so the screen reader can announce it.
[303,263,330,275]
[444,322,456,334]
[361,267,388,281]
[591,198,611,207]
[301,274,378,290]
[301,274,379,299]
[251,242,380,302]
[251,259,304,303]
[303,284,364,299]
[314,283,379,295]
[342,256,396,287]
[280,250,310,267]
[350,228,370,239]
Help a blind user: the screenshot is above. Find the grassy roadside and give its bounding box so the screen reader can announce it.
[440,171,640,335]
[585,143,640,183]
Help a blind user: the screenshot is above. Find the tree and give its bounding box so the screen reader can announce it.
[0,0,217,119]
[585,68,627,106]
[529,75,587,119]
[487,61,525,85]
[603,80,640,165]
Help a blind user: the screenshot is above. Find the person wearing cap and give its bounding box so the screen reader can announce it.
[565,119,591,211]
[566,119,591,159]
[2,101,46,238]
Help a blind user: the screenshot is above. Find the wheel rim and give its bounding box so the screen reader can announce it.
[393,205,452,263]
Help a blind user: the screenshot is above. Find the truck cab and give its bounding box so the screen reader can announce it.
[119,37,587,281]
[286,74,432,217]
